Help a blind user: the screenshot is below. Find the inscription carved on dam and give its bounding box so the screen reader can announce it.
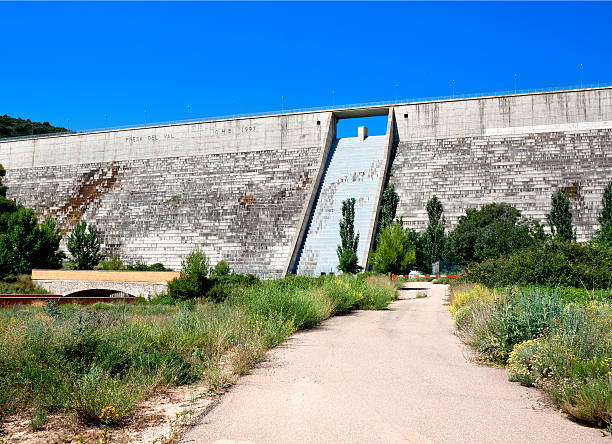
[1,87,611,275]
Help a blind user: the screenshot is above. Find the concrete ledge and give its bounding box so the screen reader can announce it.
[31,269,180,282]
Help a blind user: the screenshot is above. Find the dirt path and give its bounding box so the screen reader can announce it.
[181,282,604,444]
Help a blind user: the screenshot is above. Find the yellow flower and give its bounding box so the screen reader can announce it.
[99,406,119,423]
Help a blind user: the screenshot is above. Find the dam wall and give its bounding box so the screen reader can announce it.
[390,87,612,241]
[1,112,333,276]
[1,86,611,275]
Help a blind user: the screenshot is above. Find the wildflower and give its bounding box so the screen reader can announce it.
[99,406,119,424]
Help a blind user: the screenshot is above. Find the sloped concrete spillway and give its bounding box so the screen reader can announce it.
[296,133,387,276]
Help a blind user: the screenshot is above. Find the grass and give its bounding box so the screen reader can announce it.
[0,274,49,294]
[449,282,612,428]
[0,273,398,428]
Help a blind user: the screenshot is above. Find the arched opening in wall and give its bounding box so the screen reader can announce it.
[335,115,388,138]
[64,289,136,298]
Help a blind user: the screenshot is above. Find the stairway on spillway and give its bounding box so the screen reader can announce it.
[296,135,387,276]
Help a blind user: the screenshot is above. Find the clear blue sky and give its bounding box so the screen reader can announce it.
[1,1,611,137]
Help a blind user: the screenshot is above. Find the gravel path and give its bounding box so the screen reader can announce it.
[182,282,604,444]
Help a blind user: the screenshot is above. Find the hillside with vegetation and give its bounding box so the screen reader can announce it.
[0,115,71,139]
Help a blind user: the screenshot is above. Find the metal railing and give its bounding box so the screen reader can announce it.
[2,81,611,142]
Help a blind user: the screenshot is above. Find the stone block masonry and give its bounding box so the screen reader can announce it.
[2,112,332,277]
[390,129,612,241]
[31,270,180,298]
[391,87,612,241]
[1,87,611,275]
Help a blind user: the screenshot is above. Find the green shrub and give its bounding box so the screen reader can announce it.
[0,208,64,277]
[167,249,211,301]
[369,222,416,275]
[464,241,612,289]
[504,303,612,427]
[98,255,124,270]
[445,203,544,265]
[358,275,398,309]
[71,365,145,423]
[454,306,473,330]
[506,339,547,386]
[548,190,575,242]
[234,280,329,329]
[206,274,259,303]
[66,220,101,270]
[453,282,611,427]
[0,274,49,294]
[451,286,562,363]
[210,260,231,276]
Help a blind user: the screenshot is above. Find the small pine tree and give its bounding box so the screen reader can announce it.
[379,184,400,231]
[547,190,575,242]
[337,198,361,274]
[211,260,231,276]
[67,221,101,269]
[369,222,416,275]
[167,248,211,301]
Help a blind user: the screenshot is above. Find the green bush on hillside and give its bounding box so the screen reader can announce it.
[0,115,70,139]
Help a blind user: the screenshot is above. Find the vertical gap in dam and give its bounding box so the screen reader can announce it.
[295,114,390,276]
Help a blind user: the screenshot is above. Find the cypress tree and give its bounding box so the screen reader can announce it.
[422,195,446,267]
[379,184,400,231]
[337,198,361,274]
[547,190,575,241]
[595,181,612,244]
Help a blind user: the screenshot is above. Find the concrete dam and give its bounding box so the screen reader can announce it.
[1,87,611,276]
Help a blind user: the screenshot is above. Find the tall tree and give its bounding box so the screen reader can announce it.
[0,208,63,276]
[0,170,63,277]
[337,198,361,274]
[378,184,400,231]
[0,164,17,227]
[547,191,575,242]
[67,221,101,270]
[594,181,612,245]
[421,195,446,268]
